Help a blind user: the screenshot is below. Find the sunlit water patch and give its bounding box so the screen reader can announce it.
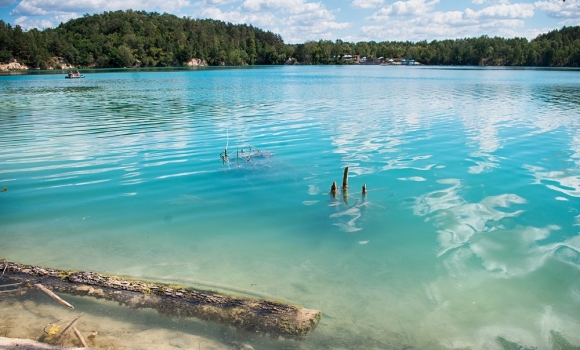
[1,66,580,349]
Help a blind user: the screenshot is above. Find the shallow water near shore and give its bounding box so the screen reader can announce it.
[1,66,580,349]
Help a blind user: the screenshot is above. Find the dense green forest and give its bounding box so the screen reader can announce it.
[1,10,579,68]
[0,10,289,68]
[295,26,580,67]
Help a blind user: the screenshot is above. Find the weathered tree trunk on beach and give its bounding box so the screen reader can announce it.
[0,261,321,340]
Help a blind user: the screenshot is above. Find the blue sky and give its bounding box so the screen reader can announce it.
[0,0,578,43]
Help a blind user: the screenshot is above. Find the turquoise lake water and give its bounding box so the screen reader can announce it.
[1,66,580,349]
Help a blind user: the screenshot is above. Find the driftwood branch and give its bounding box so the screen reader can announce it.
[1,261,321,340]
[72,326,88,347]
[57,313,84,341]
[0,282,21,288]
[35,283,74,309]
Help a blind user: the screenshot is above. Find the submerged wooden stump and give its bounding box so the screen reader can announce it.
[342,167,349,191]
[0,261,321,340]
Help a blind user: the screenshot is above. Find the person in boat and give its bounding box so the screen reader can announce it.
[68,71,73,78]
[75,70,80,77]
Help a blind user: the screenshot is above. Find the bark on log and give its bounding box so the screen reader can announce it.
[0,261,321,340]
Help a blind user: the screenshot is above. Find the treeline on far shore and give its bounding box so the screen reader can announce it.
[1,9,579,69]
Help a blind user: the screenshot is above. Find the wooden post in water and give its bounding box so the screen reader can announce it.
[341,167,349,205]
[330,181,338,197]
[342,167,349,191]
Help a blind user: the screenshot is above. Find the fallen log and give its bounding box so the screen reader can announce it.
[0,261,321,340]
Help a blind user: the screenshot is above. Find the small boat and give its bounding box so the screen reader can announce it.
[65,75,85,79]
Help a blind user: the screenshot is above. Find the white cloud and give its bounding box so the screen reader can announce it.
[14,16,51,29]
[9,0,192,32]
[535,0,579,15]
[10,1,50,15]
[481,18,525,27]
[365,7,389,21]
[472,0,510,4]
[361,17,505,42]
[194,0,350,43]
[11,0,191,16]
[361,19,471,41]
[366,0,441,21]
[241,0,301,12]
[535,0,580,26]
[282,3,351,42]
[426,10,466,25]
[468,3,535,19]
[290,1,327,15]
[11,0,95,15]
[201,0,238,5]
[386,0,439,17]
[197,6,279,27]
[13,13,79,29]
[364,1,539,42]
[351,0,384,9]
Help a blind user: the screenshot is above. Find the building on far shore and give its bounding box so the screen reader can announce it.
[339,55,420,65]
[380,58,419,65]
[343,54,361,62]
